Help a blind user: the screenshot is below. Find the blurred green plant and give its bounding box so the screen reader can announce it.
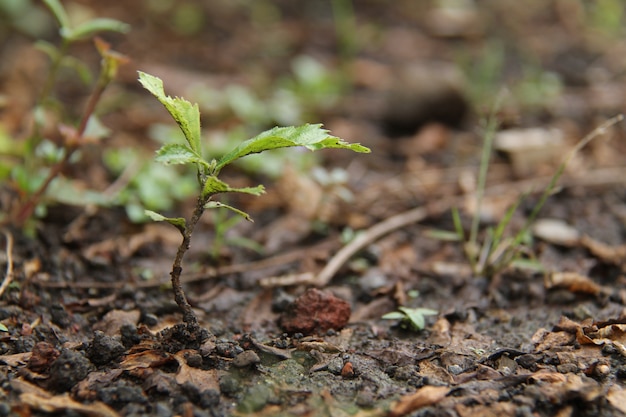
[382,290,438,332]
[0,0,129,228]
[431,106,623,278]
[209,205,265,261]
[585,0,624,38]
[457,40,562,112]
[138,71,370,331]
[186,55,344,180]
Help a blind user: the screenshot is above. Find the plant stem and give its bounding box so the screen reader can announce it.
[169,194,208,329]
[14,69,109,226]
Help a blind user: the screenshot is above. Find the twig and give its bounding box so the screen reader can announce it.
[0,231,14,298]
[312,199,453,287]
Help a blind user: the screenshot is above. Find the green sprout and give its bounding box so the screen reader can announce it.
[382,306,438,332]
[138,71,370,332]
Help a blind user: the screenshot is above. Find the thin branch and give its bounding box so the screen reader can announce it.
[0,231,15,298]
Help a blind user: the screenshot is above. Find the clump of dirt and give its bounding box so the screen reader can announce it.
[279,288,351,335]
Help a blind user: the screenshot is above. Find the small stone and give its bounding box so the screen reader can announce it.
[232,350,260,368]
[279,289,351,335]
[87,331,126,365]
[219,374,240,396]
[199,339,216,357]
[184,351,203,368]
[48,350,94,393]
[327,356,344,374]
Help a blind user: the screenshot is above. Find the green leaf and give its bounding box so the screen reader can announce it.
[202,176,265,199]
[138,72,202,155]
[215,124,370,172]
[155,144,206,167]
[64,18,130,42]
[43,0,70,31]
[381,312,406,320]
[205,201,253,221]
[424,229,462,242]
[398,307,438,331]
[0,323,7,332]
[144,210,186,233]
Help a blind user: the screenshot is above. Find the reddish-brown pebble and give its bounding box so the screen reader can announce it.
[279,288,351,335]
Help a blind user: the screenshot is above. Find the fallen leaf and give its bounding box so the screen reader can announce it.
[545,272,603,295]
[173,351,219,390]
[580,235,626,268]
[389,385,449,417]
[20,392,119,417]
[0,352,32,367]
[119,350,174,370]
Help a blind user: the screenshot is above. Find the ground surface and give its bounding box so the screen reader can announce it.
[1,1,626,416]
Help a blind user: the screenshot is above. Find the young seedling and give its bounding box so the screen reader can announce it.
[382,306,438,332]
[10,39,128,227]
[442,109,624,279]
[1,0,129,227]
[138,71,370,332]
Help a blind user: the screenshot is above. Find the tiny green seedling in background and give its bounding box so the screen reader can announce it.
[382,306,438,332]
[138,71,370,332]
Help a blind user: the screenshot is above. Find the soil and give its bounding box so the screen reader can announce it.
[1,1,626,416]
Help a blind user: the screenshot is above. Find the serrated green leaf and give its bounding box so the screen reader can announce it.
[155,144,206,167]
[138,72,202,154]
[64,18,130,42]
[202,176,265,199]
[144,210,186,232]
[215,124,370,172]
[205,201,253,221]
[43,0,70,31]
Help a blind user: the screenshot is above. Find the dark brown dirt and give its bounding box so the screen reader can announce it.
[1,1,626,417]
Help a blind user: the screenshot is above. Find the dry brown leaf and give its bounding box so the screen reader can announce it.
[389,385,449,417]
[119,350,174,370]
[0,352,32,367]
[545,272,603,295]
[533,331,576,352]
[20,392,120,417]
[418,360,454,384]
[530,370,567,384]
[580,235,626,268]
[10,377,52,398]
[429,317,451,346]
[173,351,219,390]
[593,323,626,344]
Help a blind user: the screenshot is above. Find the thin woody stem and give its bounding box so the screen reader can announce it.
[14,68,110,226]
[169,193,209,329]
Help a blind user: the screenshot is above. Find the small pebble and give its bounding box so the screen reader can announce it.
[232,350,260,368]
